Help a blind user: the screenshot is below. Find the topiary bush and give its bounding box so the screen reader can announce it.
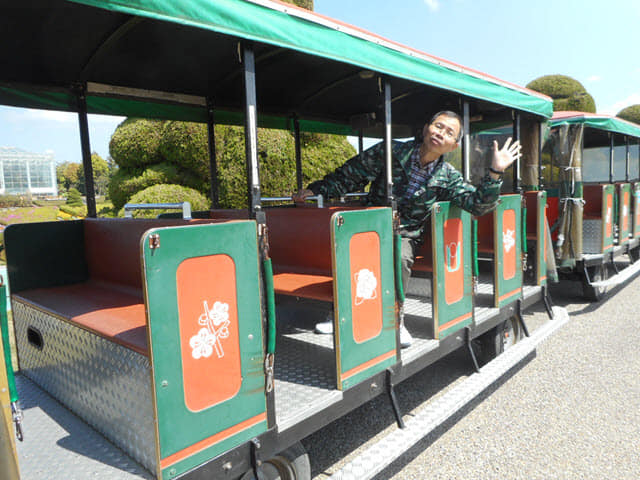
[120,184,210,218]
[617,105,640,125]
[159,122,211,178]
[527,75,596,113]
[109,118,164,168]
[66,188,83,207]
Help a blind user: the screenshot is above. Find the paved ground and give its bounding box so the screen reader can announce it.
[304,271,640,479]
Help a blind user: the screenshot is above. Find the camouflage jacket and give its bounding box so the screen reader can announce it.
[308,140,503,239]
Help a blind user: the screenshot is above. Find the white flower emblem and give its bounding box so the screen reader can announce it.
[503,229,515,253]
[354,268,377,305]
[189,301,231,359]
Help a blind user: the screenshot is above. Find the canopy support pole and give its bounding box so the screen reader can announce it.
[538,122,544,189]
[206,98,219,208]
[358,129,364,161]
[625,137,630,182]
[513,111,521,193]
[609,134,614,185]
[242,44,262,218]
[383,79,393,205]
[74,84,97,218]
[294,116,303,191]
[462,100,471,182]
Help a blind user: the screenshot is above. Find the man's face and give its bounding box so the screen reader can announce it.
[422,115,461,156]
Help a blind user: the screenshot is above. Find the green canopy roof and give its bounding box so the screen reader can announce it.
[550,111,640,139]
[0,0,552,132]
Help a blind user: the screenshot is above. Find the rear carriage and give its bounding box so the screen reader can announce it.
[0,1,555,479]
[544,111,640,301]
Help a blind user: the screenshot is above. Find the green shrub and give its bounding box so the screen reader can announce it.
[108,162,206,211]
[617,105,640,125]
[159,122,210,178]
[527,75,596,113]
[109,118,164,168]
[66,188,83,207]
[119,184,209,218]
[0,195,34,208]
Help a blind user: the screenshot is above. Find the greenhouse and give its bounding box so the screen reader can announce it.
[0,146,58,196]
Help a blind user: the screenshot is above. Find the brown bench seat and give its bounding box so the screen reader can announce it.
[12,218,225,356]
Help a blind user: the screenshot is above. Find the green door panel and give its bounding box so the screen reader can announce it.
[332,208,396,390]
[602,185,615,253]
[494,195,523,308]
[431,202,473,339]
[142,221,266,480]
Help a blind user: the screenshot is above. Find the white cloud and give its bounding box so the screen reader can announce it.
[424,0,440,12]
[587,75,601,82]
[600,93,640,116]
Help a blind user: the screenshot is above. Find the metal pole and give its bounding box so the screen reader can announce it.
[75,84,97,218]
[610,134,614,184]
[383,79,393,205]
[513,112,521,193]
[206,98,219,209]
[538,121,544,189]
[294,116,303,191]
[358,129,364,161]
[625,137,630,182]
[462,100,470,182]
[243,44,261,217]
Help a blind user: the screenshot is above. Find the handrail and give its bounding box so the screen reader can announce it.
[261,195,324,208]
[123,202,192,219]
[339,192,368,203]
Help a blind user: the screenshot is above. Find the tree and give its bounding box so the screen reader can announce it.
[57,162,81,191]
[108,119,355,211]
[78,153,110,196]
[66,187,83,207]
[527,75,596,113]
[280,0,313,9]
[617,105,640,125]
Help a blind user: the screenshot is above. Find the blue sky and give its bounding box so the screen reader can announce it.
[1,0,640,164]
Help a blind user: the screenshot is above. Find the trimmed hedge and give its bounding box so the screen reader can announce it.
[527,75,596,113]
[109,118,164,168]
[119,184,210,218]
[617,105,640,125]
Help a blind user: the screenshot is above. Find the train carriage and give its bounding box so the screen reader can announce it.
[544,111,640,301]
[0,1,555,479]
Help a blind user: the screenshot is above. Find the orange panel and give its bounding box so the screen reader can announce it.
[176,255,241,412]
[502,209,517,280]
[605,194,613,238]
[349,232,383,343]
[443,218,464,304]
[623,192,630,232]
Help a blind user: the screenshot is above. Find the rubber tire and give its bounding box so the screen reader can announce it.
[475,316,522,365]
[629,246,640,263]
[582,264,608,302]
[240,442,310,480]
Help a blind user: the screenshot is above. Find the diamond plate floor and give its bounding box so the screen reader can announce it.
[274,314,342,433]
[15,375,153,480]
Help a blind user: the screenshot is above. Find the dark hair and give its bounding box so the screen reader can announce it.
[429,110,463,142]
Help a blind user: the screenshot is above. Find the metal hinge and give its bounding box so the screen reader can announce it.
[149,234,160,249]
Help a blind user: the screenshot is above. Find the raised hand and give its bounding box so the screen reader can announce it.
[491,137,522,173]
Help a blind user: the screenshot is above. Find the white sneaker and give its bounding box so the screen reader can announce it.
[399,325,413,348]
[315,318,334,334]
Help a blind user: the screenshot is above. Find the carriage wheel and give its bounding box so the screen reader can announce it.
[240,442,310,480]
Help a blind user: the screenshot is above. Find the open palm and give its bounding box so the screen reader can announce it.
[492,137,522,172]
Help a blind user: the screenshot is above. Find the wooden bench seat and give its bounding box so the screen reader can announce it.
[13,218,223,355]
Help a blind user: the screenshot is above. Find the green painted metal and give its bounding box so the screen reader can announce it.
[394,233,405,303]
[431,202,473,339]
[601,184,615,253]
[617,183,631,244]
[494,195,523,308]
[143,221,266,480]
[263,258,276,355]
[522,207,528,254]
[536,191,548,286]
[0,285,17,403]
[472,219,479,277]
[634,183,640,238]
[332,208,396,390]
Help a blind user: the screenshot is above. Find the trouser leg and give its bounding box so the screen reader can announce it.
[399,237,416,328]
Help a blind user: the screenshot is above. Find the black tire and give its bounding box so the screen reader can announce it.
[240,442,310,480]
[581,264,608,302]
[629,246,640,263]
[474,316,522,365]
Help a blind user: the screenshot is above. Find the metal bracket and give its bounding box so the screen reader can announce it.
[465,327,480,373]
[542,284,555,320]
[250,438,264,479]
[149,234,160,250]
[386,369,405,429]
[516,299,530,337]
